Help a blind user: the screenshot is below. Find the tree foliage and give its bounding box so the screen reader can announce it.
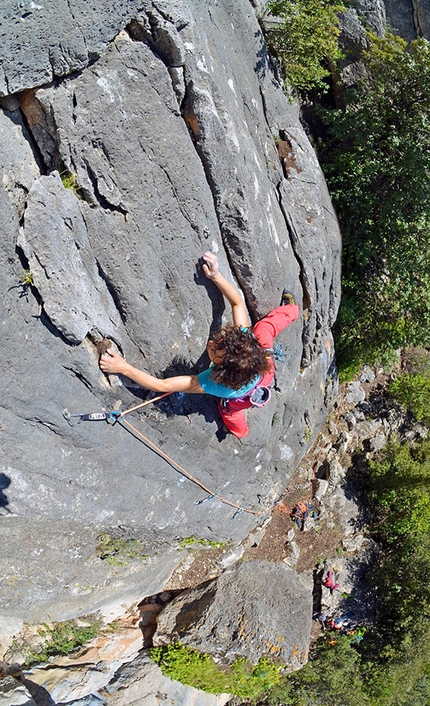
[266,0,345,91]
[318,33,430,376]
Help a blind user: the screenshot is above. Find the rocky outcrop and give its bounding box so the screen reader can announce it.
[0,0,341,629]
[345,0,430,43]
[154,560,311,668]
[349,0,387,35]
[2,653,230,706]
[384,0,430,41]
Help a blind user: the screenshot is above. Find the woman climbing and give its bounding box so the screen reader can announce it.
[99,252,299,438]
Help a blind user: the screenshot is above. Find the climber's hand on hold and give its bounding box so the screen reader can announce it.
[202,251,220,280]
[99,349,127,376]
[201,251,249,328]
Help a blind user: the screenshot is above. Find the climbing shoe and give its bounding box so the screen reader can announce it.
[280,290,296,306]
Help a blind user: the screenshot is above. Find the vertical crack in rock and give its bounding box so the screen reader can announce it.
[94,258,128,327]
[258,89,311,364]
[179,80,261,322]
[275,185,313,367]
[82,158,129,216]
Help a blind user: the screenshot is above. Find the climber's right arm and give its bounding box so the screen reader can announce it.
[202,251,250,328]
[99,349,204,394]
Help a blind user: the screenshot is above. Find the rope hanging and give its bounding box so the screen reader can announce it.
[63,393,274,519]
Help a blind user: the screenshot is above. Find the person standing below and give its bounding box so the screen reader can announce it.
[100,252,299,438]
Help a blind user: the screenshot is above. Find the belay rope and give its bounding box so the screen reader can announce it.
[63,393,274,519]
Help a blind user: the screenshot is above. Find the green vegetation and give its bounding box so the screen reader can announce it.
[96,533,149,566]
[14,617,102,666]
[151,642,282,699]
[265,0,345,92]
[317,33,430,378]
[303,424,313,443]
[390,374,430,426]
[362,437,430,703]
[389,348,430,426]
[20,269,33,286]
[60,169,83,198]
[179,535,227,549]
[264,636,370,706]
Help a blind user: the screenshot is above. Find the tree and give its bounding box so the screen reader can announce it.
[318,34,430,376]
[266,0,345,91]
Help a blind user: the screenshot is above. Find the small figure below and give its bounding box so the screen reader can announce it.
[312,610,328,630]
[290,500,311,531]
[100,252,299,438]
[323,570,340,592]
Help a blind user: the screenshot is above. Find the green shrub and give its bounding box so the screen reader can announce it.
[367,438,430,542]
[390,374,430,426]
[59,169,82,197]
[264,636,369,706]
[365,437,430,661]
[265,0,345,91]
[17,617,102,666]
[151,643,281,698]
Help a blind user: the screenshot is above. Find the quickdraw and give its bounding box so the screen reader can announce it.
[63,409,121,426]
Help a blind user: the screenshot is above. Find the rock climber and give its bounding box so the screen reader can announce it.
[99,252,299,438]
[323,570,340,591]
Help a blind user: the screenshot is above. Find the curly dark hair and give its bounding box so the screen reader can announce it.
[209,325,272,390]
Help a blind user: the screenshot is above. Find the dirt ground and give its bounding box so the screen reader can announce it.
[164,407,347,591]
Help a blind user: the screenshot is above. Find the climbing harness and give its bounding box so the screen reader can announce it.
[219,382,271,415]
[63,393,274,519]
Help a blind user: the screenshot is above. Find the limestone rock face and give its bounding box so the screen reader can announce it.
[0,677,37,706]
[0,0,142,95]
[154,560,312,669]
[1,0,340,626]
[384,0,430,41]
[349,0,386,36]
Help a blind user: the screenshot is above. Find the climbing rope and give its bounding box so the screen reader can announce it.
[63,394,274,518]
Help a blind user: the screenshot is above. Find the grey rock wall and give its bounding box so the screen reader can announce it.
[384,0,430,40]
[1,0,341,626]
[348,0,430,42]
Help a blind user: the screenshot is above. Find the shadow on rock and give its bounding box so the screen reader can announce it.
[120,354,222,428]
[20,676,57,706]
[0,473,11,512]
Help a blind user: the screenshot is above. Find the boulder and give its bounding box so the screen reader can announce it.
[154,560,312,669]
